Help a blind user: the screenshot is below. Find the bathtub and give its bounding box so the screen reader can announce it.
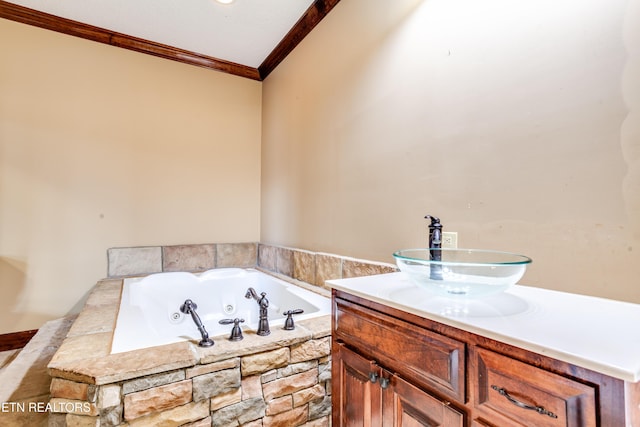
[111,268,331,354]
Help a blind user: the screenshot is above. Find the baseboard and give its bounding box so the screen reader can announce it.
[0,329,38,351]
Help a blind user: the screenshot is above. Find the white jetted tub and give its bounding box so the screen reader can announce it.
[111,268,330,353]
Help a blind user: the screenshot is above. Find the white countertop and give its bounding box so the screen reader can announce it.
[327,272,640,383]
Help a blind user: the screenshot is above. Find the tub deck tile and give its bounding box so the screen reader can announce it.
[49,341,198,385]
[85,279,123,307]
[297,315,331,339]
[49,332,112,365]
[66,279,123,338]
[198,326,313,365]
[66,304,119,338]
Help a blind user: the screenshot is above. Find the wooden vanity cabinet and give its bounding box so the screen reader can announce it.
[333,342,464,427]
[332,289,635,427]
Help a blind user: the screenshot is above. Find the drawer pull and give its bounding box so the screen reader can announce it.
[491,385,558,419]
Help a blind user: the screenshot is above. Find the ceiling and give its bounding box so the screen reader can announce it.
[0,0,340,80]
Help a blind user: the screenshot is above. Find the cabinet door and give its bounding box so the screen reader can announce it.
[333,342,383,427]
[383,373,465,427]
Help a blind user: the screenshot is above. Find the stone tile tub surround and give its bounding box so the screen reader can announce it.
[55,242,393,425]
[47,277,332,426]
[107,243,258,277]
[107,242,398,286]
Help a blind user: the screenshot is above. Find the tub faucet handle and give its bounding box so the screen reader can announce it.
[283,309,304,330]
[219,318,245,341]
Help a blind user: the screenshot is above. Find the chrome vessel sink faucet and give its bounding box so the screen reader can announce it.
[245,287,270,336]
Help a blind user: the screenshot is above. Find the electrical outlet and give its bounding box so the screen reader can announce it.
[442,232,458,249]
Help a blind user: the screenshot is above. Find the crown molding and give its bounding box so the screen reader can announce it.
[0,0,340,81]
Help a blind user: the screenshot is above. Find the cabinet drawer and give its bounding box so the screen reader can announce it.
[334,297,465,401]
[471,347,597,427]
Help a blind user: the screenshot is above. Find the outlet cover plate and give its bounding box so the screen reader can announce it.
[442,232,458,249]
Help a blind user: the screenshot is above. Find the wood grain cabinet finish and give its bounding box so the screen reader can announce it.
[385,372,465,427]
[333,342,464,427]
[333,297,465,401]
[333,342,382,426]
[332,289,636,427]
[471,347,597,426]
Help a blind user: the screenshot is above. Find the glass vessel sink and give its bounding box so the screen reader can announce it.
[393,249,532,297]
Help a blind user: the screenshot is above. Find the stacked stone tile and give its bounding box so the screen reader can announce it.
[49,334,331,426]
[47,241,395,426]
[107,242,397,286]
[47,276,331,427]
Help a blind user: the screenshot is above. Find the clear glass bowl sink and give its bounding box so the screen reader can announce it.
[393,249,532,297]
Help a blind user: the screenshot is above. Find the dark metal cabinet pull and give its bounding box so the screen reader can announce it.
[369,372,378,383]
[379,377,390,389]
[491,385,558,419]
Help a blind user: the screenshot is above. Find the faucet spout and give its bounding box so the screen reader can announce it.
[425,214,443,280]
[425,215,442,252]
[245,288,270,336]
[245,287,259,301]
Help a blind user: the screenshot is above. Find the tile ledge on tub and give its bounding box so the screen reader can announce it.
[48,340,198,385]
[256,267,331,299]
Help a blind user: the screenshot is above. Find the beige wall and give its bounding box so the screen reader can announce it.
[2,0,640,334]
[262,0,640,302]
[0,20,262,333]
